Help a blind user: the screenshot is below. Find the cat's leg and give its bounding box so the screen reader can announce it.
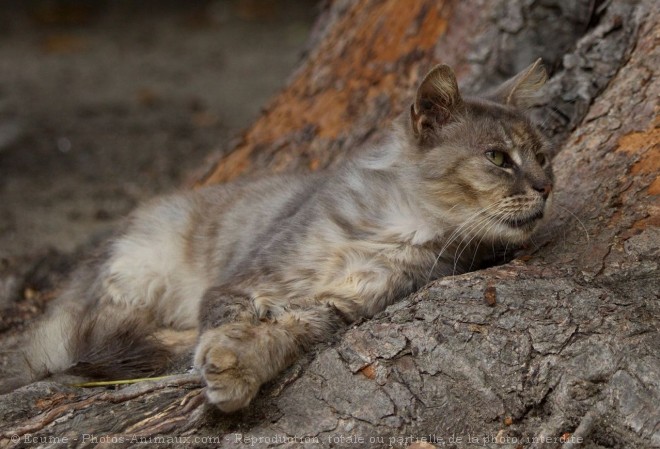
[194,288,344,412]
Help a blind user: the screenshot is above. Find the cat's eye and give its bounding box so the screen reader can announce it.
[536,153,547,166]
[485,150,511,168]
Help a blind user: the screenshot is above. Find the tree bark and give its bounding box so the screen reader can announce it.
[1,0,658,448]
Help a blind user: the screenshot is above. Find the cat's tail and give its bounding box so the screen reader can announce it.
[1,296,196,394]
[65,306,197,380]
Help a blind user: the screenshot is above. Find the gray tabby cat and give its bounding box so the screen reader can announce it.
[4,61,553,412]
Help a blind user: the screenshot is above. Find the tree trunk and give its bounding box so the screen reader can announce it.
[1,0,658,448]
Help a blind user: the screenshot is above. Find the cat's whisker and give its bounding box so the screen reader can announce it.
[445,209,496,275]
[425,201,504,282]
[425,208,486,280]
[496,211,521,263]
[464,218,494,272]
[467,212,510,271]
[452,212,499,275]
[553,203,591,245]
[503,240,511,261]
[498,210,518,262]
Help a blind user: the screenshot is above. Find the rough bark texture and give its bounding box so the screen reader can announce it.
[1,0,658,448]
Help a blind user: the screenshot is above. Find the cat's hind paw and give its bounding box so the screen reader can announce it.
[194,336,260,413]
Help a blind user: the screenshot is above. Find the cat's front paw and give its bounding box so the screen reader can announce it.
[194,331,260,413]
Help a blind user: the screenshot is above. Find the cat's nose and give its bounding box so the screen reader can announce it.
[533,182,553,200]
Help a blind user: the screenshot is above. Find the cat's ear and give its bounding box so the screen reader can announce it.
[489,58,547,109]
[410,64,463,145]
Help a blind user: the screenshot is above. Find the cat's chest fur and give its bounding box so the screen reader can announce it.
[250,234,442,319]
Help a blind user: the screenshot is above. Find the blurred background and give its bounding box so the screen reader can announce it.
[0,0,319,261]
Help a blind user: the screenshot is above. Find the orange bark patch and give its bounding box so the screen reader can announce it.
[201,0,451,185]
[616,126,660,174]
[252,0,448,140]
[616,125,660,194]
[629,145,659,175]
[631,205,660,230]
[648,177,660,195]
[360,364,377,380]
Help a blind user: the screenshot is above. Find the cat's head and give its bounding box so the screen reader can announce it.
[407,60,553,244]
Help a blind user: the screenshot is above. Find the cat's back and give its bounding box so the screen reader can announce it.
[101,172,324,322]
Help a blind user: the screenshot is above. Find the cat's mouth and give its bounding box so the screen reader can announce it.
[503,210,544,229]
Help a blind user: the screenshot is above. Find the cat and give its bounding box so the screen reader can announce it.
[2,60,553,413]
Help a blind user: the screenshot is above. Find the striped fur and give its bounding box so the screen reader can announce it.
[3,62,553,412]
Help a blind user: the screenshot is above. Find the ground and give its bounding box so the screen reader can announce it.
[0,0,316,320]
[0,0,316,259]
